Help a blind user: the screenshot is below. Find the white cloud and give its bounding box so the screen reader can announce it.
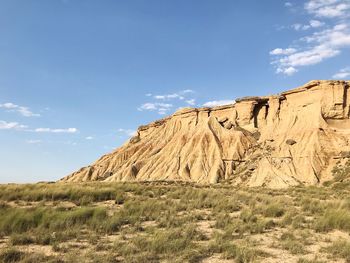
[303,23,350,46]
[202,100,235,107]
[0,102,40,117]
[152,89,195,101]
[310,19,325,27]
[333,67,350,78]
[271,16,350,75]
[285,2,293,7]
[181,89,194,94]
[291,20,325,31]
[186,99,196,106]
[154,93,184,100]
[0,120,79,135]
[138,102,173,115]
[35,127,78,133]
[278,66,298,75]
[0,120,27,130]
[85,136,94,140]
[139,89,196,115]
[138,103,157,111]
[292,23,310,31]
[271,0,350,75]
[117,128,136,137]
[277,45,339,67]
[270,48,297,55]
[26,139,41,144]
[305,0,350,18]
[0,103,18,109]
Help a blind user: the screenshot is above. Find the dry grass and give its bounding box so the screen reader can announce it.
[0,181,349,262]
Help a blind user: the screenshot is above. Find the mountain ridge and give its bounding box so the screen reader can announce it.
[62,80,350,188]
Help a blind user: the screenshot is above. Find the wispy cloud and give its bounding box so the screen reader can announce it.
[138,102,173,115]
[291,20,325,31]
[271,0,350,76]
[310,19,325,27]
[0,119,79,135]
[140,89,196,115]
[85,136,94,140]
[270,48,297,55]
[333,67,350,78]
[0,120,27,130]
[202,100,235,107]
[148,89,196,101]
[280,67,298,76]
[182,89,194,94]
[0,102,40,117]
[305,0,350,18]
[152,89,194,100]
[275,24,349,73]
[154,93,184,100]
[34,127,78,133]
[117,128,136,137]
[186,99,196,106]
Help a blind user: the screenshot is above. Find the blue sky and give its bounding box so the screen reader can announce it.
[1,0,349,183]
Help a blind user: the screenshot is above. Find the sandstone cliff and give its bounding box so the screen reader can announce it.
[62,80,350,188]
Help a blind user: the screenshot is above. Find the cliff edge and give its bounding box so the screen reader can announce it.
[61,80,350,188]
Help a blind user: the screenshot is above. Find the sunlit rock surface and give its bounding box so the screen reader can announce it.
[62,80,350,188]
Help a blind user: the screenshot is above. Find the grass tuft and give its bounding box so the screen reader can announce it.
[0,248,24,263]
[324,239,350,262]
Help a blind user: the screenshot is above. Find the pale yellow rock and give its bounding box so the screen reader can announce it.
[61,80,350,188]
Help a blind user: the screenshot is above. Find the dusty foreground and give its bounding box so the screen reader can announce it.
[0,181,349,263]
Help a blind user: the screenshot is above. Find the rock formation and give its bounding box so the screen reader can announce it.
[61,80,350,188]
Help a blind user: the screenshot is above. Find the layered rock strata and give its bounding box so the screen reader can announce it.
[62,80,350,188]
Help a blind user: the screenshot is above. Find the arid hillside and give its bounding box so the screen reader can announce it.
[62,80,350,188]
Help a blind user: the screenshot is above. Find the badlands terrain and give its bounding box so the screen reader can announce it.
[63,80,350,188]
[1,80,350,262]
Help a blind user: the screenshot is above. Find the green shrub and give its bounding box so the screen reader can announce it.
[0,207,44,234]
[45,207,108,230]
[0,206,110,235]
[263,203,285,217]
[115,193,126,205]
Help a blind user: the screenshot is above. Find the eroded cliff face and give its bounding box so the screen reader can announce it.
[62,80,350,188]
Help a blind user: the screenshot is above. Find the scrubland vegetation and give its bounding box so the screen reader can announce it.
[0,180,349,262]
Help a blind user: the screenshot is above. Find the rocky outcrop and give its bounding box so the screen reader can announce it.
[61,80,350,188]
